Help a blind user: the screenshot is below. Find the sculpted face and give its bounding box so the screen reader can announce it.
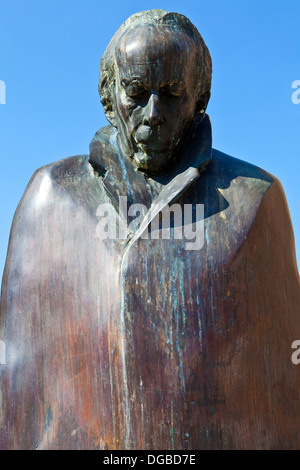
[113,26,198,173]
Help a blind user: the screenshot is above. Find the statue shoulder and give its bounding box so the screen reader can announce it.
[11,153,104,235]
[30,154,91,189]
[209,148,276,208]
[211,148,275,188]
[202,149,289,251]
[210,148,298,270]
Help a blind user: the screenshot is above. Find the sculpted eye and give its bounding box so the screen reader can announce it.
[160,84,184,97]
[127,87,149,100]
[122,80,149,100]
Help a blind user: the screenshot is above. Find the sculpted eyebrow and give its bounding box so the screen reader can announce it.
[121,78,146,87]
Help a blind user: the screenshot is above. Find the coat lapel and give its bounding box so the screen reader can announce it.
[89,115,212,243]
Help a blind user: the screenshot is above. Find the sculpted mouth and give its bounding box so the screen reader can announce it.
[134,125,155,142]
[133,125,169,152]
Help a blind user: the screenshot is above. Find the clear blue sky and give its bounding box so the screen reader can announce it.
[0,0,299,280]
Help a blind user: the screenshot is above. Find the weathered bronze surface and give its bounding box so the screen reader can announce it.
[1,9,300,450]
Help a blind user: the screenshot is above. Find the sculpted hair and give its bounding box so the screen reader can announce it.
[99,9,213,126]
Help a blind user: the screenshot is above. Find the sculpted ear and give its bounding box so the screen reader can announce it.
[102,99,117,127]
[99,75,117,127]
[196,89,211,114]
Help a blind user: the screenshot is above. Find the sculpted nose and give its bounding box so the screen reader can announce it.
[144,92,162,126]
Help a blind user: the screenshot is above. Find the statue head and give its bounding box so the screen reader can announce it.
[99,9,212,173]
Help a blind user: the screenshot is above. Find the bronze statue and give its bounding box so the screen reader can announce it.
[1,9,300,450]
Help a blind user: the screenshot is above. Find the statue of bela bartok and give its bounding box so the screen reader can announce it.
[1,9,300,450]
